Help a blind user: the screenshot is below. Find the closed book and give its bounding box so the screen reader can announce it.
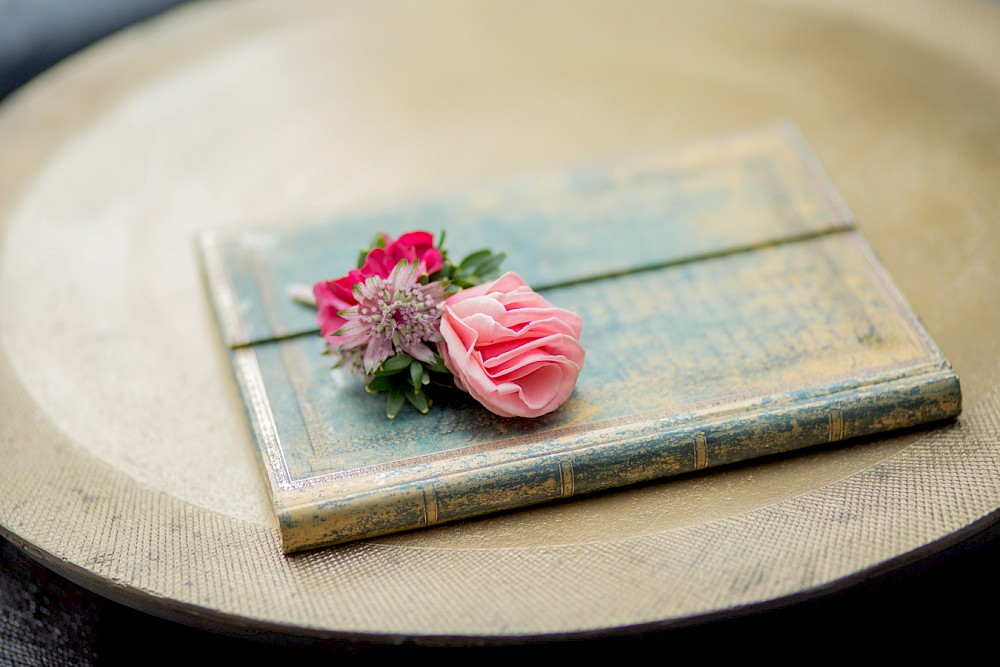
[197,121,961,553]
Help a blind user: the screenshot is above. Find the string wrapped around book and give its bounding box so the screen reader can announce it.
[292,230,585,419]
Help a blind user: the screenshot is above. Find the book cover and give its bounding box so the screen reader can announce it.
[197,122,961,553]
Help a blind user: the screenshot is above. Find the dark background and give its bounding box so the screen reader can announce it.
[3,525,997,662]
[0,1,997,662]
[0,0,189,101]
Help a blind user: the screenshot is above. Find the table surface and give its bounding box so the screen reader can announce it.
[1,0,998,657]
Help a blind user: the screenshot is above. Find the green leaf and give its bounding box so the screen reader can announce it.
[405,390,430,414]
[428,267,450,283]
[474,251,506,278]
[379,354,413,373]
[385,389,406,419]
[409,360,424,394]
[371,365,407,378]
[458,249,492,271]
[424,355,449,374]
[365,375,394,393]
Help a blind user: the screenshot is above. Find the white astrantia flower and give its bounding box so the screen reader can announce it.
[333,259,448,375]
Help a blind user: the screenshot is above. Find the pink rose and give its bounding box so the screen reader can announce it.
[314,230,444,348]
[438,272,584,418]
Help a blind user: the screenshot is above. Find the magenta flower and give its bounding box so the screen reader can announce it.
[362,231,444,279]
[333,259,448,374]
[314,230,444,352]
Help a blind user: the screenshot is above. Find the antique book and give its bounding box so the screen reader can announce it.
[197,122,962,553]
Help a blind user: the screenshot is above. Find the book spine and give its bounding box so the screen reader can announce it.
[279,367,961,552]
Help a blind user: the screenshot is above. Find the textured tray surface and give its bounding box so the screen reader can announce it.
[1,0,998,640]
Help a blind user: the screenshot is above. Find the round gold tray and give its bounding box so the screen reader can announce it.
[1,0,998,641]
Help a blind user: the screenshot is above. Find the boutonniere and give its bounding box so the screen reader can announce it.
[298,230,584,419]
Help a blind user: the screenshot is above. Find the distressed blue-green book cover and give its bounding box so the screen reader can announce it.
[198,122,961,552]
